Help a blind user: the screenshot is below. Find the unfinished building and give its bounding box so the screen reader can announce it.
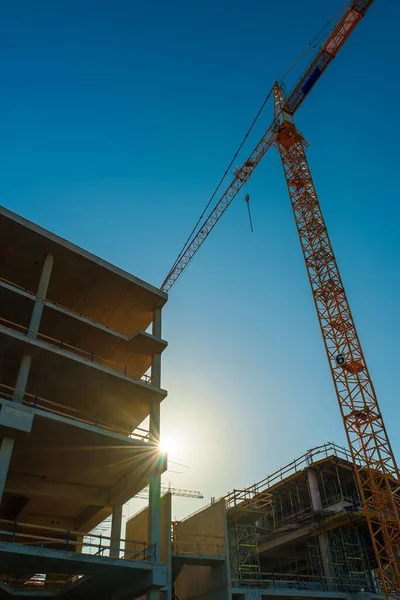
[135,443,385,600]
[0,206,168,598]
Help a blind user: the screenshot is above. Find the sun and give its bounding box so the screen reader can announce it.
[159,437,175,455]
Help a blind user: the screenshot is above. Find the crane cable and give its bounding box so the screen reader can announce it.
[166,0,351,280]
[277,0,351,83]
[167,86,274,275]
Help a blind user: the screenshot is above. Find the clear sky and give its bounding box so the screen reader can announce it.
[1,0,399,521]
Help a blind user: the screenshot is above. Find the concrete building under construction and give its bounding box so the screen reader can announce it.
[0,207,388,600]
[126,443,384,600]
[0,206,168,598]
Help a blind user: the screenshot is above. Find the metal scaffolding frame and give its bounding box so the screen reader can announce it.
[229,522,261,587]
[329,527,373,591]
[219,445,385,593]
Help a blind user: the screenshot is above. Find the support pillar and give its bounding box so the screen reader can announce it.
[13,253,54,402]
[0,355,32,502]
[14,253,54,399]
[110,504,123,558]
[147,308,162,600]
[307,468,323,510]
[148,307,162,559]
[29,254,54,336]
[0,439,14,503]
[307,469,333,585]
[150,307,162,388]
[12,355,32,403]
[0,255,54,504]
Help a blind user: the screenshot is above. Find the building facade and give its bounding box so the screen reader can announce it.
[0,206,168,598]
[155,443,385,600]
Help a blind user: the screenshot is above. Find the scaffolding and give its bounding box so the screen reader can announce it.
[221,445,378,593]
[306,536,325,581]
[229,523,261,587]
[329,527,373,591]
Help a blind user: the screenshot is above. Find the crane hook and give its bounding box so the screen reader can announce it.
[244,193,254,233]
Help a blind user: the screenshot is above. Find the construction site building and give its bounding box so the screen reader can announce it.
[128,443,385,600]
[0,206,168,598]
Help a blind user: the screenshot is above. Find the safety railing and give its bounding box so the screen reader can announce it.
[171,531,224,557]
[225,488,273,512]
[182,444,354,524]
[248,443,352,493]
[224,443,353,507]
[0,518,156,562]
[231,570,380,593]
[0,383,150,441]
[0,316,153,384]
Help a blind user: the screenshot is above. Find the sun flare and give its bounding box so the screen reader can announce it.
[159,437,175,455]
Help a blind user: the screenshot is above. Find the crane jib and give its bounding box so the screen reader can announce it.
[162,0,376,292]
[301,67,322,95]
[353,0,372,12]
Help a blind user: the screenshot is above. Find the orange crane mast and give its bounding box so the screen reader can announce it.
[273,82,400,598]
[161,0,400,597]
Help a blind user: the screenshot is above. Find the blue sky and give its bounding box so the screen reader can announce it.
[1,0,399,520]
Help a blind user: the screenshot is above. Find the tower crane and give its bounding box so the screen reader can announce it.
[161,1,400,597]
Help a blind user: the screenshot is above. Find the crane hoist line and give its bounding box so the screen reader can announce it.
[161,1,400,598]
[161,0,373,295]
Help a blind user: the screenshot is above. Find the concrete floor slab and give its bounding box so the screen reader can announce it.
[0,207,167,336]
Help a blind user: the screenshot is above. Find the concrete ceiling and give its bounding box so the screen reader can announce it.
[0,207,167,336]
[0,329,166,432]
[0,285,167,379]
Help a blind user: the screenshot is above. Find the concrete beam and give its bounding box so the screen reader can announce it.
[258,523,316,554]
[76,451,167,532]
[0,279,168,352]
[258,510,363,556]
[74,505,111,533]
[0,402,34,435]
[108,448,165,506]
[5,474,109,505]
[0,397,146,445]
[18,513,76,530]
[0,539,166,576]
[1,325,168,397]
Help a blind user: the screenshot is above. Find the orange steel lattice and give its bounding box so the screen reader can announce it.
[161,0,376,294]
[273,82,400,598]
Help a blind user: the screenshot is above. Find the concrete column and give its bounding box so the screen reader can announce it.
[152,307,162,340]
[151,307,162,387]
[12,355,32,403]
[0,352,32,504]
[0,255,54,504]
[29,254,54,336]
[0,438,14,503]
[318,532,333,585]
[307,469,333,585]
[110,504,123,558]
[307,468,323,510]
[13,254,53,400]
[148,306,162,571]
